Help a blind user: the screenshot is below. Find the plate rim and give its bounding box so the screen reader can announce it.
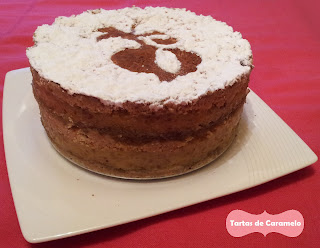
[3,68,318,243]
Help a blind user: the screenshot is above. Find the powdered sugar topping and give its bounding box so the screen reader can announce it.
[155,49,181,74]
[26,7,253,106]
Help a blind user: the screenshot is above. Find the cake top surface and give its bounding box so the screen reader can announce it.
[27,7,253,106]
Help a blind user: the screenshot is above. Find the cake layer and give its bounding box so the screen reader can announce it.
[39,101,243,179]
[31,67,249,139]
[26,7,253,106]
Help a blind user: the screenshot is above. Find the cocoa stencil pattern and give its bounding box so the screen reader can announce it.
[97,26,202,81]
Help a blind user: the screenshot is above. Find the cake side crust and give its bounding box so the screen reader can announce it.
[39,103,243,179]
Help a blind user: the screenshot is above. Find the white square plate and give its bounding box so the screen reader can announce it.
[3,68,317,243]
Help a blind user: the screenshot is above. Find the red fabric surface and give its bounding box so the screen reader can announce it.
[1,0,319,247]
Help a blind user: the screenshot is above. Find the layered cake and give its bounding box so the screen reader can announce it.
[26,7,253,179]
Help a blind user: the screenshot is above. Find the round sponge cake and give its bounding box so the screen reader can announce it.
[27,7,253,179]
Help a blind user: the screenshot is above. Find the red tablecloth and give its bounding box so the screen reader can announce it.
[1,0,319,247]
